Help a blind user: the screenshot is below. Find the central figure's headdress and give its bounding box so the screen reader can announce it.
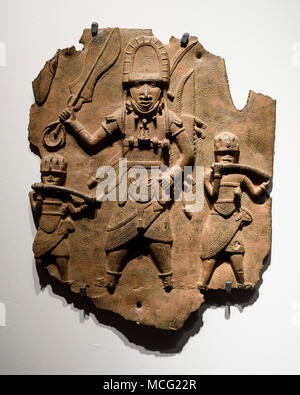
[122,35,170,87]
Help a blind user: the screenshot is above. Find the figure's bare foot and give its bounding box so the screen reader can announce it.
[93,277,106,288]
[61,279,73,285]
[161,275,173,293]
[237,282,254,290]
[105,273,120,294]
[197,282,208,292]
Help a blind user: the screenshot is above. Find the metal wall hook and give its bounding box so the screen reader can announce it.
[181,32,190,48]
[91,22,99,37]
[225,281,232,294]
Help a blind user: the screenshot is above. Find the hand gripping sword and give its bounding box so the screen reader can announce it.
[42,28,121,151]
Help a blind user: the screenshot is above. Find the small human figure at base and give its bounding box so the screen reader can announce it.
[197,131,271,291]
[30,154,89,283]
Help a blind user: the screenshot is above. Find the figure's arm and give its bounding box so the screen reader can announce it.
[160,130,194,190]
[69,122,110,152]
[66,202,88,215]
[173,130,195,171]
[29,191,42,213]
[59,107,117,153]
[168,111,194,176]
[204,168,214,197]
[159,114,194,190]
[60,198,89,216]
[242,176,270,199]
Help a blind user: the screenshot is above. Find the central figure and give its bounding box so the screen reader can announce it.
[60,36,194,292]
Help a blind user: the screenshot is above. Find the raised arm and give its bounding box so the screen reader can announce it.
[59,107,117,153]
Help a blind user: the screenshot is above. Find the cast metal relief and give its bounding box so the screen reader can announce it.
[29,25,275,331]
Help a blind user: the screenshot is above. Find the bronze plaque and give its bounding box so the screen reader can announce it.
[29,26,274,331]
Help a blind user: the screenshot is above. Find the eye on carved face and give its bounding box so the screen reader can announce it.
[129,82,162,111]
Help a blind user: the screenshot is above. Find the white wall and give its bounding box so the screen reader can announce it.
[0,0,299,375]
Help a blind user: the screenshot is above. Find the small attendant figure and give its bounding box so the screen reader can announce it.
[30,154,89,283]
[198,131,270,290]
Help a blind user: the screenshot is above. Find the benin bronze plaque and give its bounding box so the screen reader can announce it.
[29,26,275,331]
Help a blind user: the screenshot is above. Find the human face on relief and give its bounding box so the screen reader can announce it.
[129,82,161,112]
[215,151,239,164]
[42,171,65,185]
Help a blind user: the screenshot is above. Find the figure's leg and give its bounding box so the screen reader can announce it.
[148,241,173,292]
[105,248,129,292]
[229,253,252,289]
[197,257,218,291]
[50,239,71,283]
[55,257,70,283]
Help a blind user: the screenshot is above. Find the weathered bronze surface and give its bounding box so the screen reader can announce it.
[29,26,275,330]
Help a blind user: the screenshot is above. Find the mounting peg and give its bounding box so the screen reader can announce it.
[181,32,190,48]
[225,281,232,294]
[91,22,99,37]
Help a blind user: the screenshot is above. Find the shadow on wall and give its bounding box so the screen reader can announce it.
[34,252,271,354]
